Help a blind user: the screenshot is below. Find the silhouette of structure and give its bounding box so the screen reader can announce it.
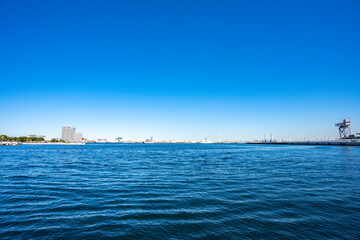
[335,119,351,139]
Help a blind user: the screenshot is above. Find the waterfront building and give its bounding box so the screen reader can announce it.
[145,136,154,143]
[44,137,55,142]
[61,126,76,141]
[28,134,46,138]
[74,133,83,142]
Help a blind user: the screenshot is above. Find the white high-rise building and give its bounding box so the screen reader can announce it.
[74,133,83,142]
[61,126,76,141]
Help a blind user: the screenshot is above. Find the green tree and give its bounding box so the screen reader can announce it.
[1,135,8,141]
[18,136,28,142]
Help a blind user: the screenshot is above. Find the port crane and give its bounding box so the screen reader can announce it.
[335,119,351,139]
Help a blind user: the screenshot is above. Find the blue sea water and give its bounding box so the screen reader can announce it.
[0,143,359,239]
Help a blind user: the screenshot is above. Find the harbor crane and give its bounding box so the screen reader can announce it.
[335,119,351,139]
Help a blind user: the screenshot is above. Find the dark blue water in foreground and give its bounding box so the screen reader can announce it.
[1,144,360,239]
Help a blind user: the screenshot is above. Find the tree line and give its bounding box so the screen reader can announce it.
[0,135,64,142]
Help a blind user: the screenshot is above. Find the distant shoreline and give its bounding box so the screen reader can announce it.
[247,140,360,146]
[0,142,85,146]
[21,142,85,145]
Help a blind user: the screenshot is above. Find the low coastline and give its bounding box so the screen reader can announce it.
[1,142,85,146]
[22,142,85,145]
[247,140,360,146]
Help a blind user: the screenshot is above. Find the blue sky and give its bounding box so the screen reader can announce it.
[1,0,359,141]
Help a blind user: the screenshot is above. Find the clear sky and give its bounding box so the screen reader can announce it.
[1,0,360,141]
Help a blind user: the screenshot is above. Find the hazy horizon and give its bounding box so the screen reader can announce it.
[1,0,360,141]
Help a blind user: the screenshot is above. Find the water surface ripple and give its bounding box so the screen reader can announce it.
[0,144,359,239]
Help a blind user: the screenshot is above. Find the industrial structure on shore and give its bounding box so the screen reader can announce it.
[335,118,360,140]
[249,118,360,146]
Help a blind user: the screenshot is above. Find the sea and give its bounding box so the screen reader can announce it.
[0,143,359,239]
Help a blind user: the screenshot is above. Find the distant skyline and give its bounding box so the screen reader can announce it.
[1,0,360,141]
